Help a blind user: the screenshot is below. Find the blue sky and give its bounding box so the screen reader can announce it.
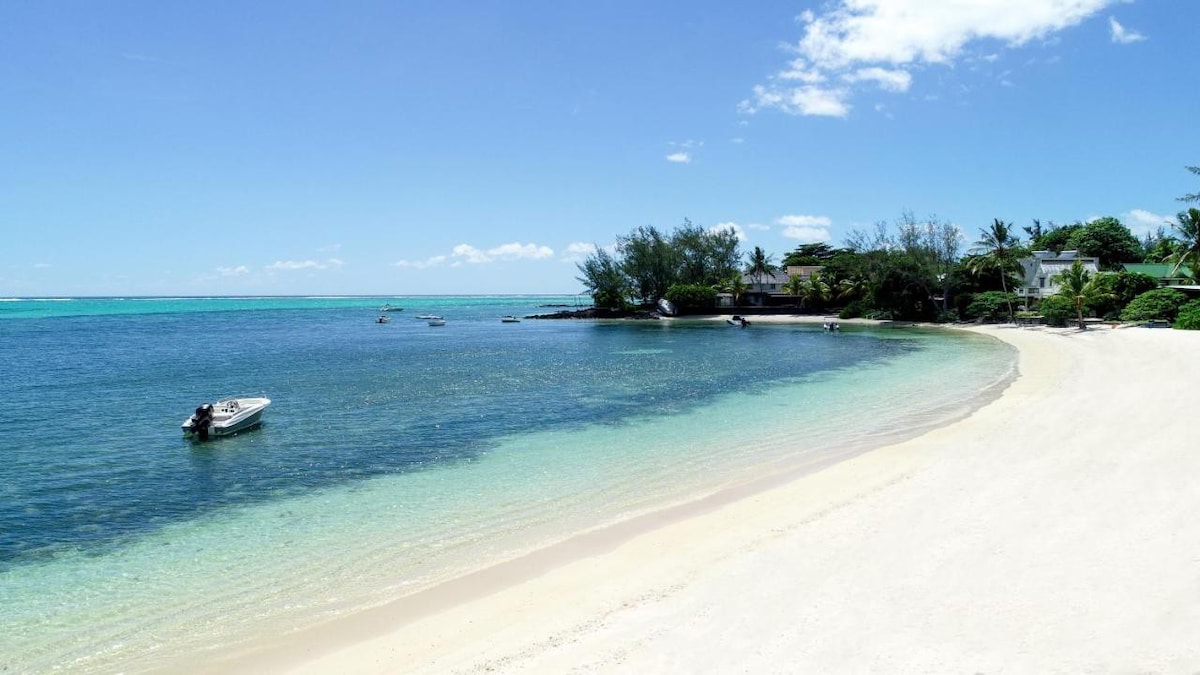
[3,1,1198,296]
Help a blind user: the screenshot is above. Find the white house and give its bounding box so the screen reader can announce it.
[1016,250,1099,301]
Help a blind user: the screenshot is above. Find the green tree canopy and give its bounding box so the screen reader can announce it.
[1168,207,1200,280]
[1066,217,1144,270]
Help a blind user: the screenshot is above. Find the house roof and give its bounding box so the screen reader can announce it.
[1123,263,1193,280]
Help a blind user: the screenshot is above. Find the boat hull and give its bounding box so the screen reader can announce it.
[182,397,271,439]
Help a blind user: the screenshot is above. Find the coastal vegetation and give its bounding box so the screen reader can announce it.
[576,168,1200,328]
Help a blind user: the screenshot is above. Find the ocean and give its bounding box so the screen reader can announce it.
[0,296,1015,671]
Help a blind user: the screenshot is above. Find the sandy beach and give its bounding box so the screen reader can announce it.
[223,322,1200,673]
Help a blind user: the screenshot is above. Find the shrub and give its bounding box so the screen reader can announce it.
[1119,288,1189,323]
[1174,299,1200,330]
[838,300,867,319]
[1090,271,1160,317]
[1039,295,1075,327]
[664,284,717,315]
[963,291,1019,322]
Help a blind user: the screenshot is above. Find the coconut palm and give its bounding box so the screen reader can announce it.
[800,272,832,309]
[783,273,806,307]
[744,246,778,292]
[1167,207,1200,281]
[837,275,867,302]
[716,274,749,306]
[1052,260,1110,330]
[966,219,1023,323]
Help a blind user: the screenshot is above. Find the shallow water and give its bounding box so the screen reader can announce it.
[0,297,1014,671]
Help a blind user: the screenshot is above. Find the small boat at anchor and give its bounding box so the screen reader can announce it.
[379,303,404,312]
[182,397,271,441]
[500,315,521,323]
[427,316,446,326]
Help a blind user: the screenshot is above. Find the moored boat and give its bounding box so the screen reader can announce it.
[500,315,521,323]
[427,316,446,326]
[182,397,271,441]
[379,303,403,312]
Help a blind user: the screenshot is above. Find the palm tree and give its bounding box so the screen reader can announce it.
[1052,259,1109,330]
[837,275,867,302]
[716,274,749,306]
[800,272,832,310]
[1167,207,1200,281]
[744,246,778,293]
[783,273,806,308]
[966,219,1022,323]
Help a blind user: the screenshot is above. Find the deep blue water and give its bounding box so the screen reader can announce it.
[0,296,921,571]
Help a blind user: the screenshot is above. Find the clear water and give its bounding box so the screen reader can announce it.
[0,296,1014,672]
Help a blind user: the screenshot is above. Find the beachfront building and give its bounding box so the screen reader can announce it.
[1016,250,1099,302]
[1120,263,1194,287]
[740,265,825,306]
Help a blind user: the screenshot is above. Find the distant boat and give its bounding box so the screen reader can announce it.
[727,315,749,327]
[657,298,677,316]
[379,303,403,312]
[500,315,521,323]
[376,315,390,324]
[427,316,446,326]
[182,397,271,441]
[416,314,440,320]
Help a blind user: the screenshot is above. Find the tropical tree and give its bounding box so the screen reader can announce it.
[744,246,778,291]
[716,273,749,306]
[965,219,1023,323]
[617,226,676,303]
[783,273,806,307]
[576,246,630,309]
[799,272,832,309]
[1052,259,1109,330]
[1180,165,1200,203]
[837,275,867,302]
[1168,207,1200,280]
[1068,217,1144,270]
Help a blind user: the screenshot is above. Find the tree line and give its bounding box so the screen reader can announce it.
[576,168,1200,328]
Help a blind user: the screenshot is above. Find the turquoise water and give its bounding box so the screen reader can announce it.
[0,296,1014,671]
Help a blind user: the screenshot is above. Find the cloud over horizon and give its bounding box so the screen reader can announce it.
[741,0,1122,117]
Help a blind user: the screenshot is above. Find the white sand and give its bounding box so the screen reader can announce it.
[227,324,1200,673]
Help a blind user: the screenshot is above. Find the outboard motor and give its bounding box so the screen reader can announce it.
[191,404,214,441]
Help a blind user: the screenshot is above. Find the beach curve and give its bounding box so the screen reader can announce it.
[218,323,1200,673]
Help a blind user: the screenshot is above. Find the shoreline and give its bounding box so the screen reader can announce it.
[220,322,1200,672]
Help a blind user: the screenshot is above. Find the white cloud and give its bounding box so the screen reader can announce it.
[1109,17,1145,44]
[844,67,912,92]
[266,258,343,272]
[1124,209,1171,237]
[746,223,771,231]
[32,262,52,269]
[561,242,597,262]
[744,0,1118,117]
[711,222,747,241]
[394,256,447,269]
[217,265,249,277]
[666,152,691,164]
[452,242,555,264]
[776,214,833,242]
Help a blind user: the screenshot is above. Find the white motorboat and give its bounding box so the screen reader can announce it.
[427,316,446,326]
[376,315,390,324]
[500,315,521,323]
[416,314,440,320]
[727,315,749,327]
[379,303,403,312]
[182,397,271,441]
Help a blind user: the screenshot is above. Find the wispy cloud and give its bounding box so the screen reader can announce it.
[561,242,597,262]
[452,242,555,264]
[1109,17,1145,44]
[394,255,448,269]
[217,265,249,277]
[1124,209,1172,237]
[665,152,691,164]
[741,0,1119,117]
[266,258,344,272]
[777,214,833,242]
[317,243,342,253]
[32,263,52,269]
